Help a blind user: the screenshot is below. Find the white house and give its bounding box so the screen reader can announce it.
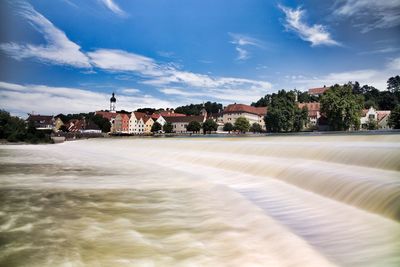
[221,104,267,130]
[360,107,391,130]
[129,112,147,134]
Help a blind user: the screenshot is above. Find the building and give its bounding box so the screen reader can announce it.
[308,86,328,96]
[164,115,206,133]
[151,113,166,126]
[26,114,54,130]
[143,116,154,133]
[110,92,117,113]
[221,104,267,129]
[67,119,84,132]
[298,102,321,127]
[54,117,64,131]
[360,107,391,130]
[114,113,131,133]
[129,112,147,134]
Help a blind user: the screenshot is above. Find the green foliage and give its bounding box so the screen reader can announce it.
[223,122,234,132]
[175,102,223,115]
[388,105,400,129]
[0,110,51,143]
[186,121,202,133]
[387,75,400,93]
[365,118,378,130]
[59,125,69,132]
[264,90,307,132]
[163,122,173,133]
[202,119,218,134]
[136,108,157,114]
[234,117,250,133]
[151,121,162,133]
[320,84,363,131]
[249,123,262,133]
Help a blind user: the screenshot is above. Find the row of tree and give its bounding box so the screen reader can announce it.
[150,119,219,134]
[174,102,223,116]
[0,110,52,143]
[223,118,263,133]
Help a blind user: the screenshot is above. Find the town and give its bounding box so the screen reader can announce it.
[19,78,400,138]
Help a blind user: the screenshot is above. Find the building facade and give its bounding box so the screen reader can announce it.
[221,104,267,129]
[164,115,206,133]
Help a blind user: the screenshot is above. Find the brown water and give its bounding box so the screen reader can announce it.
[0,135,399,266]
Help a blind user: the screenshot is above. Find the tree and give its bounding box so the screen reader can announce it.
[234,117,250,133]
[91,114,111,133]
[387,75,400,93]
[366,118,378,130]
[264,90,307,132]
[388,105,400,129]
[202,119,218,134]
[163,122,173,133]
[250,123,262,133]
[151,121,162,133]
[186,121,202,133]
[59,125,69,132]
[175,102,223,115]
[320,84,363,131]
[223,122,234,133]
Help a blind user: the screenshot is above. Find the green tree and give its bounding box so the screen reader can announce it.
[264,90,307,132]
[151,121,162,133]
[388,105,400,129]
[320,84,363,131]
[249,123,262,133]
[234,117,250,133]
[366,118,378,130]
[387,75,400,93]
[163,122,173,133]
[186,121,202,133]
[202,119,218,134]
[223,122,234,133]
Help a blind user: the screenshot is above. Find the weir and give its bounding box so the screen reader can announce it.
[0,135,399,266]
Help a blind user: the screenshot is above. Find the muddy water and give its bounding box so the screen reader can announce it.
[0,135,399,266]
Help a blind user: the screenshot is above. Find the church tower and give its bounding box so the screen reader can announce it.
[110,92,116,113]
[200,102,207,118]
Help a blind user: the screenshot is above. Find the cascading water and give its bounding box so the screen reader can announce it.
[0,134,399,266]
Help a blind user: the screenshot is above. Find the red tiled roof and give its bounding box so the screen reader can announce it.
[151,113,161,119]
[223,104,267,116]
[67,119,84,132]
[377,110,390,122]
[308,87,328,95]
[159,111,186,117]
[164,115,205,123]
[95,111,118,120]
[133,112,147,120]
[298,102,320,117]
[27,114,53,123]
[143,116,153,123]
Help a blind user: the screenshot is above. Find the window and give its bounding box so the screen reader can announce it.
[369,114,375,120]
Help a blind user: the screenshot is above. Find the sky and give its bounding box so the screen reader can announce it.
[0,0,399,116]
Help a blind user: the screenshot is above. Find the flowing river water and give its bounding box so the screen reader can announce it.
[0,134,399,267]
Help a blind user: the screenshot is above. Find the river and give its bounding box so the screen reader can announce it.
[0,135,399,266]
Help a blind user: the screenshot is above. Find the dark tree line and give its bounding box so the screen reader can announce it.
[175,101,223,115]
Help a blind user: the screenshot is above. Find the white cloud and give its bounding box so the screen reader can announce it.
[279,5,340,46]
[0,2,90,68]
[334,0,400,32]
[87,49,166,76]
[120,88,141,94]
[0,81,172,117]
[229,33,264,61]
[236,47,250,60]
[292,57,400,90]
[100,0,126,16]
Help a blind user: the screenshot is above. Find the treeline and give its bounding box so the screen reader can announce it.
[175,101,223,115]
[55,112,111,133]
[0,110,52,143]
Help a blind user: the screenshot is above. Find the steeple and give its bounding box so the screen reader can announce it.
[110,92,116,112]
[200,102,207,117]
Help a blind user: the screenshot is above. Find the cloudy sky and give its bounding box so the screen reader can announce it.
[0,0,399,116]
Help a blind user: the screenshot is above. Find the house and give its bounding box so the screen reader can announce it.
[360,107,391,130]
[151,113,166,126]
[164,115,206,133]
[95,111,119,132]
[129,112,147,134]
[114,113,131,133]
[221,104,267,129]
[67,119,84,132]
[82,120,102,134]
[26,114,54,130]
[298,102,321,127]
[308,86,328,96]
[54,117,64,131]
[143,116,154,133]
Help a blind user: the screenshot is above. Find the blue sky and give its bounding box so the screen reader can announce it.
[0,0,399,116]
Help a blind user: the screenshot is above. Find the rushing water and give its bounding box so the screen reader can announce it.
[0,135,400,267]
